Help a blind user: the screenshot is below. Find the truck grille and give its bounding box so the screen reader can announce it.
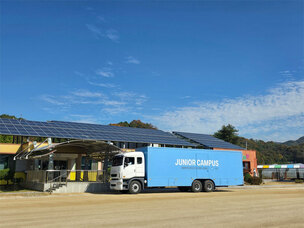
[111,174,117,177]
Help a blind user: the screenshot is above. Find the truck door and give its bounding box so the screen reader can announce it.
[123,156,136,179]
[135,156,144,177]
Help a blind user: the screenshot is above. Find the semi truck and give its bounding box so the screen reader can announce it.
[110,147,243,194]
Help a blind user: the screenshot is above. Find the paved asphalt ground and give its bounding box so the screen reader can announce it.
[0,184,303,228]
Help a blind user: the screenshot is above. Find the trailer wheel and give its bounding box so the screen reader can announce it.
[129,181,142,194]
[203,180,215,192]
[191,180,203,192]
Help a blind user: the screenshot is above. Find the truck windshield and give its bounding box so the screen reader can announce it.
[112,155,124,166]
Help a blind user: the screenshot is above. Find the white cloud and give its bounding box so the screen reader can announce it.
[181,96,191,99]
[114,92,147,105]
[125,56,140,64]
[102,106,129,115]
[41,95,65,106]
[71,90,104,98]
[86,24,102,37]
[97,16,105,22]
[240,116,304,142]
[105,29,119,42]
[41,89,148,116]
[96,68,114,77]
[88,81,117,88]
[68,114,98,124]
[74,71,84,77]
[86,24,119,42]
[279,70,293,76]
[114,91,135,99]
[102,100,126,106]
[153,81,304,142]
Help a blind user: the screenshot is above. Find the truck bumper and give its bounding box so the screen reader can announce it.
[110,179,127,191]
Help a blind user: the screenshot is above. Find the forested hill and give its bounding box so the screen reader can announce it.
[283,136,304,146]
[237,137,304,165]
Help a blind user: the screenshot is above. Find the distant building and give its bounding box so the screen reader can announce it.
[258,164,304,180]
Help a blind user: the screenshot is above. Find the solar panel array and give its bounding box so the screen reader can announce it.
[0,118,194,146]
[173,131,244,150]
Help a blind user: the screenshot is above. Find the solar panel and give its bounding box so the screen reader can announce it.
[0,118,194,146]
[49,120,171,136]
[173,131,244,150]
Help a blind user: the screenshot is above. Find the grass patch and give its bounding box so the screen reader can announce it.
[0,185,34,193]
[295,179,304,184]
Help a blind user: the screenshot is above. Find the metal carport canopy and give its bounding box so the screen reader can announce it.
[15,140,121,160]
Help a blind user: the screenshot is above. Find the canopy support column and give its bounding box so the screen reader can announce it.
[102,147,110,182]
[76,154,82,181]
[47,154,54,181]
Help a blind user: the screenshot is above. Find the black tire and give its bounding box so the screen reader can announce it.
[191,180,203,192]
[129,181,142,194]
[203,180,215,192]
[178,186,190,192]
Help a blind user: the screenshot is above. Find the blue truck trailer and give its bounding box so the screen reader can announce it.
[110,147,243,194]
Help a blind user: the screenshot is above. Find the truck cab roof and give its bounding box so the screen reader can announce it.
[118,151,144,157]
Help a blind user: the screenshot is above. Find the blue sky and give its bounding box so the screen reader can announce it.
[0,0,303,142]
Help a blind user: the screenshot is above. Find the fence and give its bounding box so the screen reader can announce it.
[26,170,109,183]
[259,168,304,180]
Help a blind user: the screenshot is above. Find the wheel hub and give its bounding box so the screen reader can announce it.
[133,185,139,191]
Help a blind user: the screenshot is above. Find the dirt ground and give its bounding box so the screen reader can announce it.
[0,185,303,228]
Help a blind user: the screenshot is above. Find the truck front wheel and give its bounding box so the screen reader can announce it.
[129,181,142,194]
[191,180,203,192]
[203,180,215,192]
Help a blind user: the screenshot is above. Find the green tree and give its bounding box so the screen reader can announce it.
[214,124,239,144]
[0,114,23,120]
[0,168,14,185]
[113,121,130,127]
[110,120,157,130]
[129,120,157,129]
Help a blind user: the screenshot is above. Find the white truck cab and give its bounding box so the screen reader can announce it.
[110,151,145,193]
